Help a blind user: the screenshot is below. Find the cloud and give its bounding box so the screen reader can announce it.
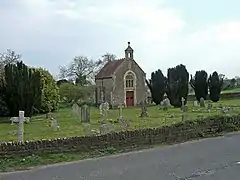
[54,0,185,42]
[147,21,240,78]
[0,0,240,79]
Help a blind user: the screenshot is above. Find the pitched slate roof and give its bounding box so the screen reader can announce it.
[95,58,124,79]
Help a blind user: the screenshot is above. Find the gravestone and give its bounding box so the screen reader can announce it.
[163,98,170,111]
[193,101,198,107]
[8,130,18,136]
[222,107,232,114]
[100,102,109,123]
[160,101,164,106]
[139,101,148,117]
[100,123,115,135]
[51,118,59,131]
[200,97,205,107]
[117,104,124,121]
[119,119,130,130]
[207,103,212,112]
[81,105,90,123]
[18,111,24,143]
[72,103,80,116]
[181,97,186,112]
[83,123,91,136]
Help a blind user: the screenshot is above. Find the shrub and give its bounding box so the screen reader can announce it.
[34,68,60,113]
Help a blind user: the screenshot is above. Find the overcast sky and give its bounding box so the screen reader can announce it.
[1,0,240,79]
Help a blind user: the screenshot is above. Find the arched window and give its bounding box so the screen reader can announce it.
[125,72,134,88]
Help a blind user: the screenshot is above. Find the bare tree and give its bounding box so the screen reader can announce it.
[93,53,117,76]
[59,56,98,86]
[0,49,21,75]
[59,53,117,86]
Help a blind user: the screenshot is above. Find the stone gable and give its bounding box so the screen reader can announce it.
[95,42,147,107]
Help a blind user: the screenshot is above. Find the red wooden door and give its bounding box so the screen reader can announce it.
[126,91,134,106]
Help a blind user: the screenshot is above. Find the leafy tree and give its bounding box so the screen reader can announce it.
[166,64,189,107]
[33,68,60,113]
[208,71,223,102]
[146,69,166,105]
[59,83,91,103]
[190,70,208,101]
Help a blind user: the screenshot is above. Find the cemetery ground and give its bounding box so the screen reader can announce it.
[1,99,240,142]
[1,98,240,171]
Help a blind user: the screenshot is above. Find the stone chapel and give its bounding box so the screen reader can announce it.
[95,42,147,107]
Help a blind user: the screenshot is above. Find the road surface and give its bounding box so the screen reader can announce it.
[1,132,240,180]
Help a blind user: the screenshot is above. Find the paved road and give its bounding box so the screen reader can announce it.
[1,133,240,180]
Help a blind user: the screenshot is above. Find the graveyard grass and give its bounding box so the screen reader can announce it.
[0,99,240,142]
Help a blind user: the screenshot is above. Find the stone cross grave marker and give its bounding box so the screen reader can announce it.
[100,123,115,135]
[51,118,59,131]
[139,101,148,117]
[18,111,24,143]
[10,116,30,125]
[81,105,90,123]
[200,97,205,107]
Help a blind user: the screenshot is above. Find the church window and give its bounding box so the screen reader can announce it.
[125,72,134,88]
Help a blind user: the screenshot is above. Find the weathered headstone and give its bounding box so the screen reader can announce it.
[81,105,90,123]
[100,123,115,135]
[100,102,109,123]
[193,101,198,107]
[200,97,205,107]
[18,111,24,143]
[207,103,212,112]
[119,119,130,130]
[51,118,59,131]
[83,123,91,136]
[117,104,124,121]
[160,101,164,106]
[181,97,186,112]
[72,103,80,116]
[139,101,148,117]
[8,130,18,136]
[163,98,170,111]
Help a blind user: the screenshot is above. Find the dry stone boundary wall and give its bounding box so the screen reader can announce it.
[1,115,240,157]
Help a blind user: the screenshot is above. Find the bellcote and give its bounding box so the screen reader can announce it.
[125,42,134,59]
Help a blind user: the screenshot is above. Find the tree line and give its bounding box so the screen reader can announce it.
[0,49,116,117]
[147,64,223,107]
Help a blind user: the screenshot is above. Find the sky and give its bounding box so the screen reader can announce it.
[1,0,240,79]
